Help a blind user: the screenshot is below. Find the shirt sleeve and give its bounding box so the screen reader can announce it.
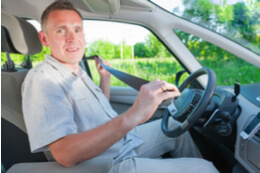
[22,69,78,153]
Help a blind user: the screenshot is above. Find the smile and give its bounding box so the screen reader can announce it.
[66,48,79,52]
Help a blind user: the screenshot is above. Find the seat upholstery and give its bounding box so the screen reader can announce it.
[6,158,112,173]
[2,71,28,132]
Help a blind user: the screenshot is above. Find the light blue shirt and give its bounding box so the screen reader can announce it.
[22,54,143,164]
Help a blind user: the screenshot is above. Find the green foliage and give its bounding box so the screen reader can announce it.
[134,42,149,57]
[1,52,26,66]
[200,56,260,85]
[143,34,173,58]
[133,33,173,58]
[177,0,260,54]
[86,40,133,59]
[121,42,133,59]
[231,2,258,43]
[216,3,233,23]
[86,40,117,59]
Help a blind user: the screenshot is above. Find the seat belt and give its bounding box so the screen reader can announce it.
[86,55,173,108]
[81,55,93,79]
[86,55,149,91]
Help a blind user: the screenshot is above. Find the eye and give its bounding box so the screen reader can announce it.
[75,28,82,33]
[56,29,65,34]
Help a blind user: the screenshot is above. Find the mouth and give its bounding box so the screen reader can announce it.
[66,47,79,52]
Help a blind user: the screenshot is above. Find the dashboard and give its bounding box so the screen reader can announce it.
[197,83,260,173]
[234,83,260,173]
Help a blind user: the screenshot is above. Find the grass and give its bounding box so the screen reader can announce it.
[199,57,260,86]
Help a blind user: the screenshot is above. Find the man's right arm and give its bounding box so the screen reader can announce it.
[49,107,137,167]
[49,79,180,167]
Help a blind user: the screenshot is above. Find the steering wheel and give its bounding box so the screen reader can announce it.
[161,68,216,138]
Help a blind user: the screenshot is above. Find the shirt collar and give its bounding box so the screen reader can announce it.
[44,54,82,77]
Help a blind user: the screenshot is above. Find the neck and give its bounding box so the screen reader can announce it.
[50,54,80,74]
[64,63,80,74]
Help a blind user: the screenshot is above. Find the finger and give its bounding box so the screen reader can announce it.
[163,83,180,93]
[162,89,180,98]
[95,56,104,64]
[104,60,111,67]
[155,80,179,93]
[95,57,105,71]
[158,87,180,102]
[156,92,179,105]
[94,56,99,66]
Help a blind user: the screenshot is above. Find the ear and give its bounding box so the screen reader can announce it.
[38,31,49,47]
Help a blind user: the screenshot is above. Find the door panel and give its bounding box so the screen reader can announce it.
[110,86,138,114]
[110,86,164,121]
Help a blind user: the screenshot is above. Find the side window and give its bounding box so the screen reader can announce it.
[84,20,183,87]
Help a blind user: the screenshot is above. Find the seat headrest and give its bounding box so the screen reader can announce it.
[1,11,42,55]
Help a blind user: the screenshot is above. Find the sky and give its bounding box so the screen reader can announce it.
[83,21,150,45]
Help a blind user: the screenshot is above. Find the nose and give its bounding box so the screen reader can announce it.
[66,30,76,42]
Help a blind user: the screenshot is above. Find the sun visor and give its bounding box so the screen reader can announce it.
[74,0,120,14]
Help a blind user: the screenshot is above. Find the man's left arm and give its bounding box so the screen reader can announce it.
[95,57,111,100]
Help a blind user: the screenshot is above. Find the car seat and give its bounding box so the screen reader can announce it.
[1,11,112,173]
[1,11,48,171]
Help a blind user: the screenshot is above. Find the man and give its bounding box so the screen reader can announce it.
[22,0,218,172]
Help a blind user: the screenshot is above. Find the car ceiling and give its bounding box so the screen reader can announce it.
[1,0,154,20]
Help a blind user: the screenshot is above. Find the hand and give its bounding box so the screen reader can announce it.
[95,57,111,78]
[129,79,180,125]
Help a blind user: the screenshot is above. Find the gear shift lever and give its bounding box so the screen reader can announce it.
[232,82,240,102]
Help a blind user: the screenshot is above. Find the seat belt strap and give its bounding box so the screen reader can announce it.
[86,55,150,91]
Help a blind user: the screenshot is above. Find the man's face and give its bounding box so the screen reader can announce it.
[40,10,85,70]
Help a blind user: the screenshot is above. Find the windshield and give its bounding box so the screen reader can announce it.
[150,0,260,55]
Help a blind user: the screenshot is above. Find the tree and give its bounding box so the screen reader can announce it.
[230,2,258,43]
[121,41,132,59]
[134,42,149,58]
[86,39,117,59]
[173,0,260,59]
[143,33,172,58]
